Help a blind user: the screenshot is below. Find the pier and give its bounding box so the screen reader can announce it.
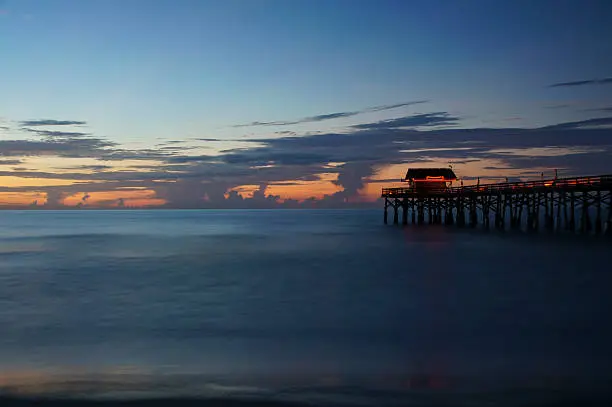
[382,173,612,235]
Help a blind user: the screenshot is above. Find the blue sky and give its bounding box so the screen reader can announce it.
[1,0,611,208]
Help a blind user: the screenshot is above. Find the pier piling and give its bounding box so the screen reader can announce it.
[382,174,612,237]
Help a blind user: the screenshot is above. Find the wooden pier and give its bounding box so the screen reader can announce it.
[381,174,612,235]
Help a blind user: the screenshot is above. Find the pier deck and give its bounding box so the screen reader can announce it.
[381,174,612,235]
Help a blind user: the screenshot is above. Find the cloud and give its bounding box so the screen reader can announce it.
[303,112,356,121]
[549,77,612,87]
[4,108,612,209]
[156,140,188,145]
[222,151,328,166]
[0,159,22,165]
[544,104,571,109]
[582,107,612,113]
[367,102,427,112]
[99,148,172,161]
[20,119,86,126]
[541,116,612,130]
[43,190,68,208]
[24,128,91,138]
[165,154,218,164]
[232,100,428,127]
[332,162,372,198]
[213,116,612,202]
[56,164,112,171]
[0,137,115,157]
[352,112,459,130]
[221,184,282,209]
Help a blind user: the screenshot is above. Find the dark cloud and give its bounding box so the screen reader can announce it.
[212,116,612,206]
[232,100,428,127]
[234,120,293,127]
[541,116,612,130]
[24,128,90,138]
[582,107,612,113]
[496,150,612,178]
[99,148,172,161]
[304,112,356,121]
[0,137,115,157]
[5,111,612,209]
[367,101,428,112]
[221,184,283,209]
[165,155,218,164]
[56,165,113,171]
[20,119,86,126]
[0,159,22,165]
[161,140,187,144]
[43,190,68,209]
[544,104,571,109]
[549,77,612,87]
[352,112,459,130]
[332,162,372,198]
[448,159,481,165]
[222,151,328,166]
[158,146,200,153]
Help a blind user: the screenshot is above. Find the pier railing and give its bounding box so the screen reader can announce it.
[382,174,612,197]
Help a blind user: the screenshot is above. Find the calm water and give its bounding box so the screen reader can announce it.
[0,210,611,405]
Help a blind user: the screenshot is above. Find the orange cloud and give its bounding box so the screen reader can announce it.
[62,189,166,208]
[364,157,556,200]
[0,192,46,206]
[226,173,343,202]
[0,176,82,188]
[266,173,342,201]
[226,184,260,199]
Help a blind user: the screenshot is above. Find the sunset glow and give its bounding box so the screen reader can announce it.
[61,189,166,208]
[0,1,610,209]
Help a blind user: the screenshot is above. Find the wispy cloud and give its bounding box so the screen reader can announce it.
[543,104,571,109]
[56,165,113,172]
[0,137,115,157]
[581,107,612,113]
[0,159,22,165]
[165,155,218,164]
[20,119,86,126]
[352,112,459,130]
[541,116,612,130]
[4,109,612,209]
[549,77,612,88]
[232,100,428,127]
[24,128,90,138]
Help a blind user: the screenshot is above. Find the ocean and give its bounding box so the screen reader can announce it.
[1,209,611,406]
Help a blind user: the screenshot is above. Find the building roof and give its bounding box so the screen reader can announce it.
[404,168,457,181]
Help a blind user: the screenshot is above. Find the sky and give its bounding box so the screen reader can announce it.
[1,0,612,208]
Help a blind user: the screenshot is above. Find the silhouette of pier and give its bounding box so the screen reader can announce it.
[382,174,612,235]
